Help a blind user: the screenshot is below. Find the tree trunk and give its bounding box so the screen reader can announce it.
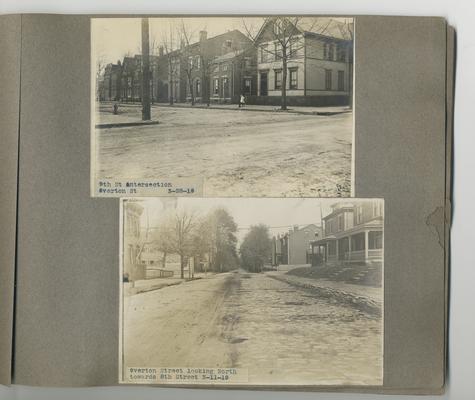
[141,18,151,120]
[188,76,195,106]
[281,53,288,111]
[180,254,185,279]
[161,251,167,268]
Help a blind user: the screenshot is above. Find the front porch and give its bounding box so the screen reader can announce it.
[311,230,383,266]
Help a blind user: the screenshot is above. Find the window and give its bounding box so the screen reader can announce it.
[244,57,251,69]
[337,44,346,61]
[338,214,344,231]
[243,78,252,94]
[328,43,334,60]
[260,44,269,63]
[188,56,193,69]
[222,77,229,97]
[323,43,328,59]
[325,69,332,90]
[274,42,282,60]
[338,70,345,91]
[369,231,383,249]
[213,78,219,95]
[288,38,294,58]
[195,56,201,70]
[372,201,383,217]
[222,63,228,72]
[195,79,201,97]
[274,69,282,90]
[355,205,364,224]
[289,68,298,89]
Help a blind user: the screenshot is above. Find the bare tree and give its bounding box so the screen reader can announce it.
[156,24,180,105]
[169,208,197,279]
[95,55,107,101]
[150,219,175,269]
[177,20,198,106]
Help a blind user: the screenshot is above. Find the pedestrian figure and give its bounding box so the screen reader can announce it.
[239,94,246,108]
[113,103,119,115]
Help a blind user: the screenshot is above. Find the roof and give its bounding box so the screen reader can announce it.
[297,17,353,40]
[256,17,353,42]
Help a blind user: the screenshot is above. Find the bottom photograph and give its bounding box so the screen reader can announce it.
[119,197,384,386]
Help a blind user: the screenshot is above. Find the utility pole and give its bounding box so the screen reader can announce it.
[141,18,151,121]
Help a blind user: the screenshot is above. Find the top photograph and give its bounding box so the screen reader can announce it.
[91,16,354,198]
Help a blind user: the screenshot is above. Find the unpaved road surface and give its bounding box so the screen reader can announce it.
[123,271,382,385]
[96,106,352,197]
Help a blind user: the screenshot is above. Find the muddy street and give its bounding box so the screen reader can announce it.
[123,270,382,385]
[96,106,352,197]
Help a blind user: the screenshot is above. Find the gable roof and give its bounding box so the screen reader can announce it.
[256,17,353,42]
[297,17,353,40]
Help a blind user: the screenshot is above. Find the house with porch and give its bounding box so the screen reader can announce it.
[253,17,353,106]
[312,200,384,266]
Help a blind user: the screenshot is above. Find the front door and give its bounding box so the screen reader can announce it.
[260,72,268,96]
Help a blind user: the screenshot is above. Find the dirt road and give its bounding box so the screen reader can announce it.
[123,270,382,385]
[96,106,352,197]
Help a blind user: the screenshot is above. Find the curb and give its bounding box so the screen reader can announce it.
[98,102,350,117]
[95,120,159,129]
[269,274,382,317]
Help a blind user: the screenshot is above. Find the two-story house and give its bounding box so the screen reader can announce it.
[158,29,254,104]
[254,17,353,106]
[312,200,384,265]
[209,46,257,103]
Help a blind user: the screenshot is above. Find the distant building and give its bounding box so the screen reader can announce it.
[98,55,162,102]
[254,18,353,106]
[312,201,384,266]
[288,224,321,265]
[123,201,144,282]
[272,224,321,266]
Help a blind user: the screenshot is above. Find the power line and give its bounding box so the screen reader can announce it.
[236,222,322,231]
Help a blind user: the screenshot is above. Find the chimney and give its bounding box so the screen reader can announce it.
[159,46,164,56]
[199,30,207,42]
[293,225,299,232]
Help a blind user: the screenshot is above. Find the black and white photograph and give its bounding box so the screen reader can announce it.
[120,197,383,386]
[91,17,354,197]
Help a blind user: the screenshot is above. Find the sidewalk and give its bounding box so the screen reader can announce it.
[267,271,382,317]
[98,101,351,116]
[126,272,215,296]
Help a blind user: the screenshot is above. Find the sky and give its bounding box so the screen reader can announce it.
[91,16,352,67]
[130,197,335,243]
[91,17,265,66]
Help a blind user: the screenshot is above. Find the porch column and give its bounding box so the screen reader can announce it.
[325,242,328,262]
[335,240,339,262]
[365,230,369,262]
[348,236,352,262]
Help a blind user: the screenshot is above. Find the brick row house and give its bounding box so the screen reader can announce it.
[99,55,162,102]
[98,18,353,107]
[311,201,384,266]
